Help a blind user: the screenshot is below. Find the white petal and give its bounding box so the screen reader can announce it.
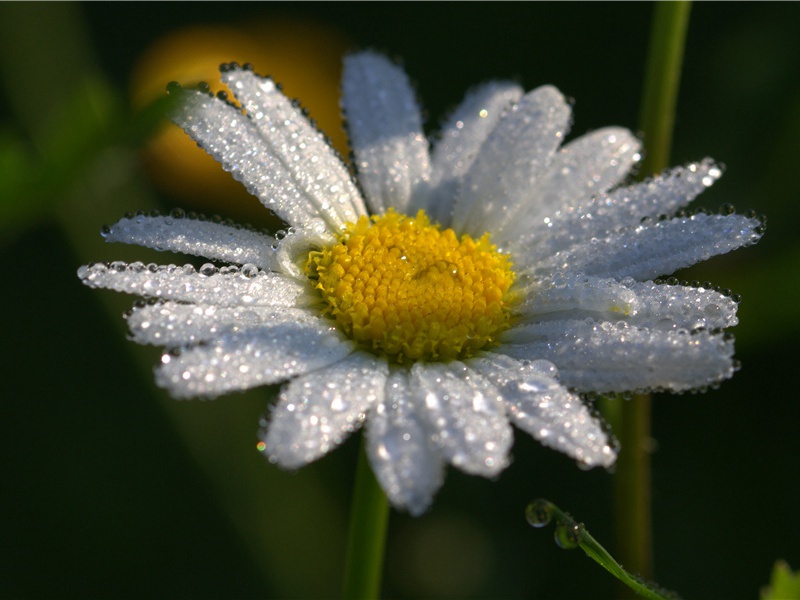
[173,87,344,232]
[221,67,366,225]
[452,85,571,238]
[410,362,512,476]
[126,302,316,347]
[621,280,739,331]
[501,319,736,393]
[498,128,641,243]
[366,368,445,516]
[515,272,640,321]
[156,316,355,398]
[513,159,724,261]
[78,262,312,308]
[426,81,523,225]
[513,273,739,332]
[342,52,431,215]
[262,352,388,468]
[535,213,763,280]
[103,214,277,270]
[469,354,616,468]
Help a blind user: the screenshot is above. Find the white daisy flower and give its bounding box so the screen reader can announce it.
[78,52,763,515]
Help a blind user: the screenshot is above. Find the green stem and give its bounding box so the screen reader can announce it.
[638,1,693,178]
[614,395,653,587]
[342,437,390,599]
[615,2,692,590]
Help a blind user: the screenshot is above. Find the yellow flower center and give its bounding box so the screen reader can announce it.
[307,209,516,362]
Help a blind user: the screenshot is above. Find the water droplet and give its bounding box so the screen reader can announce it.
[554,521,583,549]
[199,263,217,276]
[525,499,552,528]
[241,263,259,278]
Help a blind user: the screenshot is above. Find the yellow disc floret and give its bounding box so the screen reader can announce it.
[307,209,516,362]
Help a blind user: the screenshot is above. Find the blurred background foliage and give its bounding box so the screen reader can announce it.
[1,3,798,598]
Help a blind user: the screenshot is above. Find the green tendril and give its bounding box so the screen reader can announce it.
[526,499,682,600]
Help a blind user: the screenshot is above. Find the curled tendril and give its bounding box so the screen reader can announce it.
[525,499,681,600]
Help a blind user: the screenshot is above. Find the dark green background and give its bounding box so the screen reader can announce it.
[2,3,798,598]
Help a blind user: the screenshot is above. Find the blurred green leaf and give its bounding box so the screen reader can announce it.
[761,561,800,600]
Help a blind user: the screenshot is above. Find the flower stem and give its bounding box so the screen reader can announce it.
[638,1,693,178]
[614,1,692,591]
[342,436,390,599]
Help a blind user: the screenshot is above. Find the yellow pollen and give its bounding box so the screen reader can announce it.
[307,209,516,362]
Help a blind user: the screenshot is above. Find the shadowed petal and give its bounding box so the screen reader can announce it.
[452,85,571,238]
[425,81,523,225]
[342,52,431,215]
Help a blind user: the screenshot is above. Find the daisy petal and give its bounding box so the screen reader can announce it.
[342,52,431,215]
[536,213,763,280]
[366,368,445,516]
[513,273,738,331]
[125,302,315,347]
[515,272,640,321]
[173,88,344,232]
[515,159,724,260]
[78,262,311,307]
[453,85,571,237]
[502,319,735,393]
[103,214,277,269]
[156,318,356,398]
[623,280,739,331]
[499,128,641,242]
[411,362,512,476]
[426,81,524,225]
[221,67,366,225]
[262,352,388,469]
[469,354,616,467]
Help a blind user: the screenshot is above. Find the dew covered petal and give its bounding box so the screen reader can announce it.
[469,354,616,468]
[410,362,512,476]
[426,81,523,226]
[452,85,571,238]
[221,67,366,225]
[501,319,736,393]
[156,316,356,398]
[102,214,277,270]
[342,51,431,215]
[262,352,388,469]
[78,262,312,307]
[173,86,346,232]
[534,212,763,280]
[366,368,445,516]
[514,159,725,261]
[126,302,317,347]
[514,272,641,321]
[513,273,739,332]
[621,279,739,331]
[498,127,641,242]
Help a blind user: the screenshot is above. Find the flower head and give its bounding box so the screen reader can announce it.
[79,52,763,515]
